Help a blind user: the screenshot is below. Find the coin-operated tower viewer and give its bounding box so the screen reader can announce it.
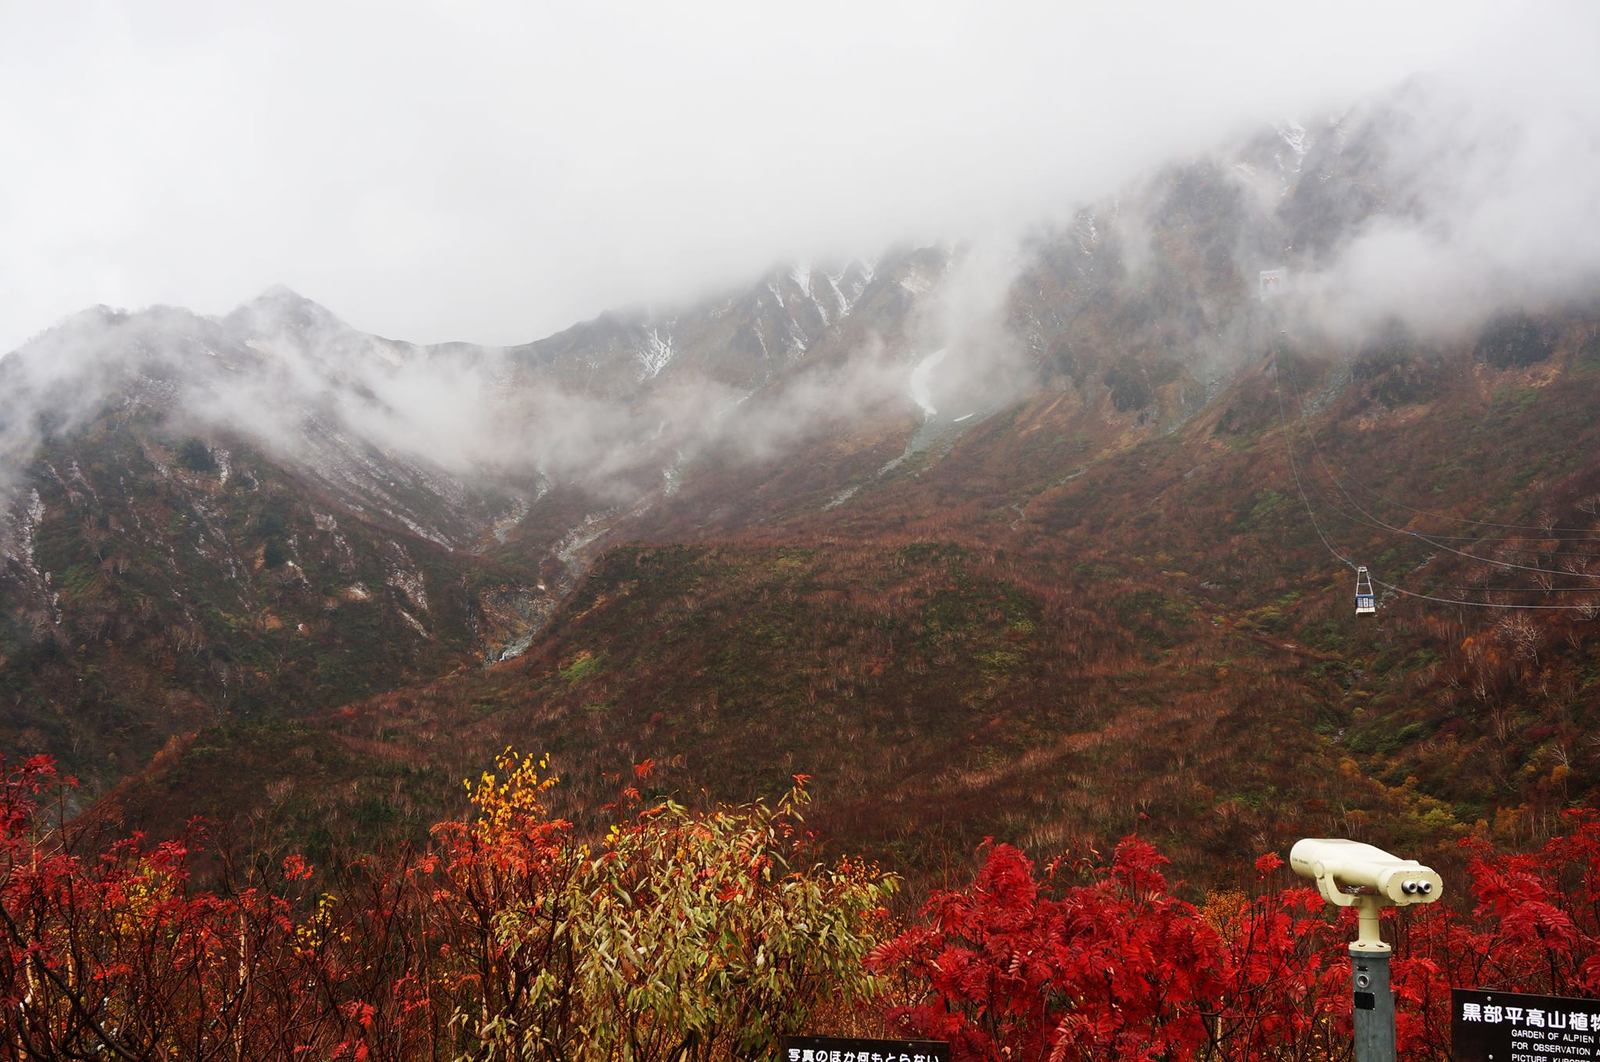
[1291,838,1444,1062]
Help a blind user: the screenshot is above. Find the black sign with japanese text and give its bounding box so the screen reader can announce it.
[778,1035,950,1062]
[1453,988,1600,1061]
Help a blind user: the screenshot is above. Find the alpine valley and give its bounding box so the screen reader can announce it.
[5,87,1600,891]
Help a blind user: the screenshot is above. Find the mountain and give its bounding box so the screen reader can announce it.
[0,243,932,786]
[89,311,1600,885]
[0,302,530,783]
[6,88,1600,885]
[508,258,880,395]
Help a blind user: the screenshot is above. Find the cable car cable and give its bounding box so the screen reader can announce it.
[1271,355,1358,574]
[1286,380,1600,540]
[1286,385,1600,581]
[1368,576,1600,611]
[1308,468,1600,535]
[1283,367,1600,534]
[1268,354,1599,612]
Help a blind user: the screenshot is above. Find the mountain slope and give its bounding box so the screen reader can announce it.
[8,91,1600,887]
[95,314,1600,888]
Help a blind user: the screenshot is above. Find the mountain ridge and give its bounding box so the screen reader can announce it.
[6,91,1600,885]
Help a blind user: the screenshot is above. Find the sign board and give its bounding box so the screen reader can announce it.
[1453,988,1600,1061]
[778,1035,950,1062]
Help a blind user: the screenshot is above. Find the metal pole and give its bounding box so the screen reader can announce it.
[1350,946,1396,1062]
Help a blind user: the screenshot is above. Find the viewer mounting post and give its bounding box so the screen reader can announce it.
[1290,839,1444,1062]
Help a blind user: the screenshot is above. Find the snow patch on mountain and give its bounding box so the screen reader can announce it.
[386,551,430,614]
[823,483,860,510]
[1075,211,1101,256]
[397,608,430,639]
[1271,119,1311,194]
[22,490,42,566]
[556,512,613,567]
[638,326,676,379]
[1277,119,1308,163]
[1,489,45,576]
[490,495,532,544]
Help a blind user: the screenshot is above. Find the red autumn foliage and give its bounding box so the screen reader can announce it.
[1,754,401,1059]
[869,839,1224,1060]
[871,813,1600,1061]
[5,749,1600,1060]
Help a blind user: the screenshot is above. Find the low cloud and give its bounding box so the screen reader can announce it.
[0,1,1534,356]
[1283,22,1600,341]
[3,4,1597,513]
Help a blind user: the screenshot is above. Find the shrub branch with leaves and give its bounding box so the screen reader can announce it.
[6,749,1600,1061]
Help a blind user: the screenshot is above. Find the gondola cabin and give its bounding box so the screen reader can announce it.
[1355,566,1376,615]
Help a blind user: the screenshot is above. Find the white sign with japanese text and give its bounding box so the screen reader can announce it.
[1454,988,1600,1061]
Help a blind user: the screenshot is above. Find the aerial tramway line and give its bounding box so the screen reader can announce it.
[1302,431,1600,584]
[1268,353,1600,615]
[1285,374,1600,580]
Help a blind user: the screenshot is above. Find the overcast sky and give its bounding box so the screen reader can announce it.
[1,1,1585,354]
